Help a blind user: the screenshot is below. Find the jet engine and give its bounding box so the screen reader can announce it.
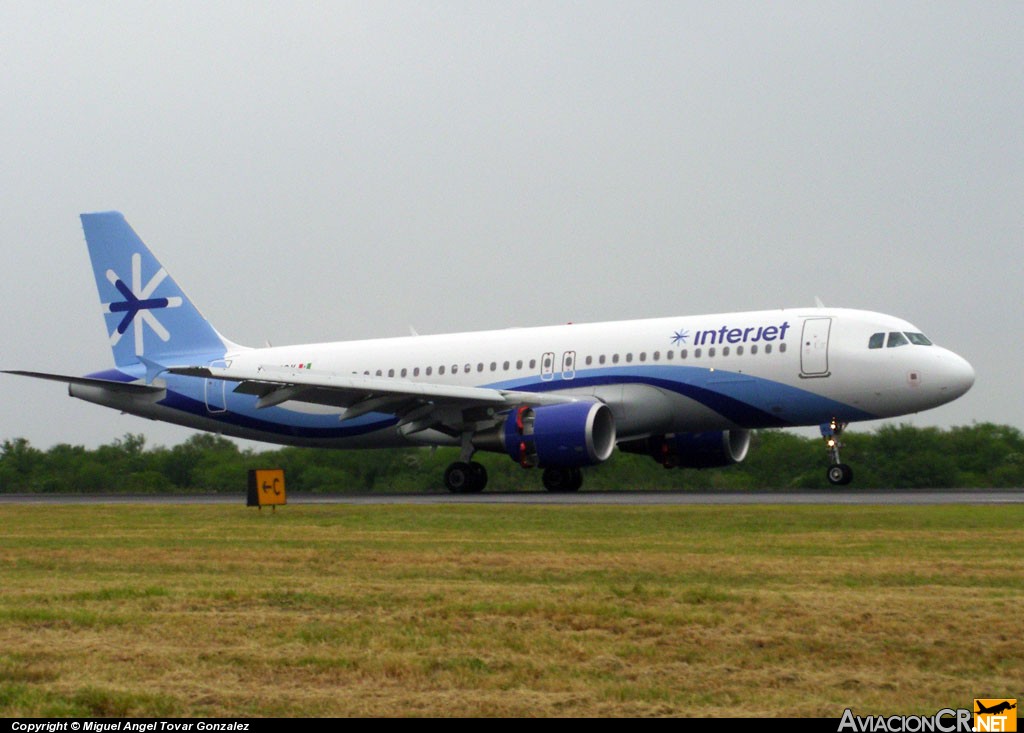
[619,430,751,469]
[474,402,617,468]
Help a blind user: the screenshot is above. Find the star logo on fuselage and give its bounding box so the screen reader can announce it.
[104,253,183,356]
[671,329,690,346]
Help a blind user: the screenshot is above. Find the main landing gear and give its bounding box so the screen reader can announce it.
[444,460,488,493]
[443,462,586,493]
[822,419,853,485]
[444,434,488,493]
[444,437,587,493]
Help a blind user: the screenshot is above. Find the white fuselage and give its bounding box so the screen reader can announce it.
[73,307,975,450]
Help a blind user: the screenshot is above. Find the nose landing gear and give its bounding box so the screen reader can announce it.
[822,419,853,485]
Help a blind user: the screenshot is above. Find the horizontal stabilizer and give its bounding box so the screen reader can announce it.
[2,370,165,394]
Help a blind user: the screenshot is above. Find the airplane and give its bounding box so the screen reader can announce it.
[4,212,975,492]
[976,702,1017,716]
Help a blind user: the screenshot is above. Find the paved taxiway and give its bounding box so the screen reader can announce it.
[1,490,1021,505]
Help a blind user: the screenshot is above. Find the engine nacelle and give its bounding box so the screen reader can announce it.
[619,430,751,469]
[493,402,616,468]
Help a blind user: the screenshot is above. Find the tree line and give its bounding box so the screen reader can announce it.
[0,423,1021,493]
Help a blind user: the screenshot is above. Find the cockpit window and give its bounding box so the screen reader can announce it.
[887,331,909,348]
[905,332,933,346]
[868,333,885,349]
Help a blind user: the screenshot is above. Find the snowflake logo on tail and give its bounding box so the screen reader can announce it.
[103,253,182,356]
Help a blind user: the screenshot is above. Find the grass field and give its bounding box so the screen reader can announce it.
[0,502,1021,717]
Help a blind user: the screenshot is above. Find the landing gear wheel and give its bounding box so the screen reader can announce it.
[827,463,853,486]
[445,461,487,493]
[542,467,583,493]
[467,461,488,493]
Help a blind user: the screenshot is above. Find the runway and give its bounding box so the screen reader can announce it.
[1,489,1021,505]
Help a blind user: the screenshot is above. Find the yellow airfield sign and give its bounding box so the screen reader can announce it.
[247,469,286,508]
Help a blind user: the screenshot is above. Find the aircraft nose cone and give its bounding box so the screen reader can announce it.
[942,351,975,400]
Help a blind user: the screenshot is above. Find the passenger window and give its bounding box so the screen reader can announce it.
[694,349,702,359]
[779,343,787,353]
[681,349,687,359]
[737,346,744,356]
[529,359,536,369]
[708,347,716,358]
[439,366,445,375]
[869,332,885,349]
[413,367,420,377]
[490,362,496,371]
[722,347,730,356]
[375,369,382,377]
[639,352,646,362]
[599,355,606,365]
[503,361,509,370]
[516,360,523,370]
[612,354,620,364]
[625,353,633,363]
[667,350,674,360]
[751,344,758,355]
[653,351,660,361]
[452,365,459,374]
[887,332,909,348]
[765,344,772,354]
[401,368,407,377]
[388,369,395,377]
[425,367,432,376]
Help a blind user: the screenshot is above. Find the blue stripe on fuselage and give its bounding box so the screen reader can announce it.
[488,365,877,427]
[158,389,399,440]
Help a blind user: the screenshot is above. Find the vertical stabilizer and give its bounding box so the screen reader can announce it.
[81,212,227,368]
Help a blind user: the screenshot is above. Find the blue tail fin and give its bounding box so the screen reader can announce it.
[81,212,228,368]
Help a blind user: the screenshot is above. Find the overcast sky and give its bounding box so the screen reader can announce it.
[1,1,1020,451]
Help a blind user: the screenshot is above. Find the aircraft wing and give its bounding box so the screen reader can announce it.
[168,364,581,434]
